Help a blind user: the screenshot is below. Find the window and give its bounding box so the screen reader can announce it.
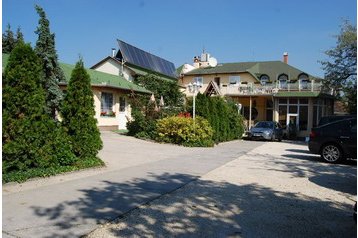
[101,92,113,113]
[278,74,288,89]
[279,105,287,129]
[299,73,309,90]
[266,100,273,121]
[193,77,203,86]
[260,75,269,85]
[299,106,308,130]
[229,76,241,85]
[119,97,126,112]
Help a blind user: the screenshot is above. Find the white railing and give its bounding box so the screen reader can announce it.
[221,81,332,96]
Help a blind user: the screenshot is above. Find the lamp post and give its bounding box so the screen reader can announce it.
[187,82,201,121]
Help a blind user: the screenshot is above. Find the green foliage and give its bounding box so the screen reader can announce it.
[34,5,65,119]
[126,107,158,140]
[189,94,244,143]
[156,116,214,147]
[2,24,24,53]
[2,43,76,175]
[134,74,184,109]
[321,20,357,114]
[3,157,104,183]
[127,73,185,138]
[61,59,103,159]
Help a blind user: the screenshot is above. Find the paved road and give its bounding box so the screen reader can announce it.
[3,132,264,238]
[87,140,357,238]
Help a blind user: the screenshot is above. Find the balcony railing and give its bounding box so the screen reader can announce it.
[220,81,333,96]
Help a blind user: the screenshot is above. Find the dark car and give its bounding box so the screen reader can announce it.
[247,121,283,141]
[318,115,355,126]
[308,118,357,163]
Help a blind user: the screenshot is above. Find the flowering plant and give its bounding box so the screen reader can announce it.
[177,112,191,118]
[100,111,116,117]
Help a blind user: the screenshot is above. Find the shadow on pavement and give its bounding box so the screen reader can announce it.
[30,172,356,238]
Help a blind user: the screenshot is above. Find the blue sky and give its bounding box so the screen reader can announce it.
[2,0,357,77]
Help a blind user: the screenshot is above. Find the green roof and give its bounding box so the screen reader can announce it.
[184,61,320,82]
[3,53,151,94]
[274,91,334,98]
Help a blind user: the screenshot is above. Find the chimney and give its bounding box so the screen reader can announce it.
[111,48,116,58]
[283,52,288,64]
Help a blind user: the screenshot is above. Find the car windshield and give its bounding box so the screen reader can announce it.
[254,122,273,128]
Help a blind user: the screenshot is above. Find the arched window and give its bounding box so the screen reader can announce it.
[260,75,269,85]
[298,73,309,90]
[278,74,288,89]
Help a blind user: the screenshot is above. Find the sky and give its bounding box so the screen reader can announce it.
[2,0,357,77]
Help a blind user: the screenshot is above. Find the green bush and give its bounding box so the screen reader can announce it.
[61,59,103,159]
[156,116,214,147]
[2,43,76,175]
[189,94,244,143]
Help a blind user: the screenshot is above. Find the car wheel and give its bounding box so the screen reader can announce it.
[320,143,343,163]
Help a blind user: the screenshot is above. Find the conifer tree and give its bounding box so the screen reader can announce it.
[61,59,103,159]
[2,24,16,53]
[34,5,65,119]
[3,43,75,173]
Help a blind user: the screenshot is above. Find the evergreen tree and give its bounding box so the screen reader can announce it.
[61,59,103,159]
[3,43,75,173]
[16,26,25,44]
[2,24,16,53]
[2,24,26,54]
[34,5,65,119]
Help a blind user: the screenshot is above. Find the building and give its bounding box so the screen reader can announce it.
[179,52,334,137]
[90,39,177,82]
[2,53,151,131]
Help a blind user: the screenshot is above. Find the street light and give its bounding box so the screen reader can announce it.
[187,82,201,121]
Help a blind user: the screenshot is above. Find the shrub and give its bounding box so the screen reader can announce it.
[188,94,245,143]
[156,116,214,147]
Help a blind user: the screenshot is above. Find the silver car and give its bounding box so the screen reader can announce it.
[248,121,283,141]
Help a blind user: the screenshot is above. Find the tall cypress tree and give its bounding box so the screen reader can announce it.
[34,5,65,119]
[61,59,103,159]
[3,43,75,173]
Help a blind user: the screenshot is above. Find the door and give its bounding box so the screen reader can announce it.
[118,96,127,130]
[287,113,299,138]
[214,77,220,87]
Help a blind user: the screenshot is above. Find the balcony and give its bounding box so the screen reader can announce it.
[221,81,333,96]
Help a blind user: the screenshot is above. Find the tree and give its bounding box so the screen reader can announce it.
[2,24,24,53]
[2,43,75,173]
[34,5,65,119]
[61,59,103,159]
[321,20,357,114]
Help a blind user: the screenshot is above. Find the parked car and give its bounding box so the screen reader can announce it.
[308,118,357,163]
[318,115,355,126]
[247,121,283,141]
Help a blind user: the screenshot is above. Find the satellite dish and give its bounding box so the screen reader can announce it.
[208,57,218,67]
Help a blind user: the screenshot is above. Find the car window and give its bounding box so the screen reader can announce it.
[327,120,350,134]
[350,119,357,134]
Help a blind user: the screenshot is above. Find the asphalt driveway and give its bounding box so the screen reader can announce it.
[3,132,356,237]
[2,132,264,238]
[87,138,357,238]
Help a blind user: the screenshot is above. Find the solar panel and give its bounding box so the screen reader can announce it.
[117,40,177,78]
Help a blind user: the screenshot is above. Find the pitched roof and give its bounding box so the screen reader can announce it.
[184,61,320,82]
[3,53,151,94]
[116,39,178,79]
